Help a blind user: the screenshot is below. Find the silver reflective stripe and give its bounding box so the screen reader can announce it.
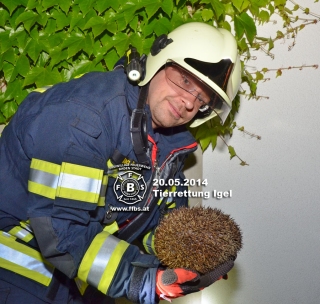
[0,243,53,279]
[14,228,31,240]
[87,235,120,287]
[29,168,59,189]
[100,183,107,196]
[58,173,102,193]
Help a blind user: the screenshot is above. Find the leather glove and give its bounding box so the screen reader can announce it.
[156,260,234,301]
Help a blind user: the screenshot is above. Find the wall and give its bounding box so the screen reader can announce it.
[202,5,320,304]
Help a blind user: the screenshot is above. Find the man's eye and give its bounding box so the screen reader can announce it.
[181,74,191,86]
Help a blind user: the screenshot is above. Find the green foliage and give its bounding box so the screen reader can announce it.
[0,0,319,163]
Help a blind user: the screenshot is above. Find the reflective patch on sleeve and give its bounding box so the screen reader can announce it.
[0,232,54,286]
[8,226,33,243]
[97,175,108,207]
[56,162,103,204]
[28,159,104,206]
[74,277,89,296]
[28,159,61,199]
[142,230,156,255]
[78,231,130,294]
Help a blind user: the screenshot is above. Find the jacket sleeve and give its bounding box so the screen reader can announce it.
[19,80,159,303]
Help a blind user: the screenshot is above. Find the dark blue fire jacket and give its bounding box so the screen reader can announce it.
[0,69,197,303]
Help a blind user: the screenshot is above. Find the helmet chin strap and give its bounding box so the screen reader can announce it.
[130,84,150,165]
[124,46,150,165]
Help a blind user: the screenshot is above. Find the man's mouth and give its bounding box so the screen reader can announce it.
[168,102,182,119]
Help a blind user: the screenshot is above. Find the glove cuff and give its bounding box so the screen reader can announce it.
[128,266,148,303]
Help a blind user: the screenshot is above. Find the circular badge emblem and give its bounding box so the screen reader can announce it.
[113,171,147,205]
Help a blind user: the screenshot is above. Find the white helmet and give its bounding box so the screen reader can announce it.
[139,22,241,127]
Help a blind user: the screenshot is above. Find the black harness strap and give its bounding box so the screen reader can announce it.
[130,85,149,165]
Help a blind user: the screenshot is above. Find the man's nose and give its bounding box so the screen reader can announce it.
[181,94,197,110]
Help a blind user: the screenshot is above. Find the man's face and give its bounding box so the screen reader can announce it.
[147,66,210,129]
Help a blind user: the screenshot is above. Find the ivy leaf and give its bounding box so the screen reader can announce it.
[259,10,270,23]
[142,0,161,19]
[0,111,6,124]
[15,54,30,77]
[1,101,18,119]
[95,0,114,14]
[49,48,68,67]
[69,11,86,32]
[233,0,250,12]
[201,9,213,22]
[2,48,16,65]
[78,0,95,16]
[25,39,44,63]
[0,31,11,54]
[23,67,62,87]
[61,34,85,58]
[112,32,130,57]
[196,124,211,151]
[210,0,225,19]
[59,0,71,14]
[105,0,120,11]
[268,38,274,51]
[120,2,137,24]
[52,8,70,31]
[129,15,139,31]
[85,16,109,38]
[255,71,264,81]
[117,15,127,32]
[104,48,119,71]
[161,0,173,16]
[228,145,236,160]
[129,33,143,54]
[1,0,26,16]
[26,0,38,10]
[42,0,57,10]
[274,0,286,7]
[211,133,218,151]
[4,79,24,102]
[154,17,172,36]
[15,11,38,32]
[3,62,15,82]
[234,12,257,44]
[0,8,10,27]
[70,60,95,79]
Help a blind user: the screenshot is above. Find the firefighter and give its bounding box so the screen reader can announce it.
[0,22,241,303]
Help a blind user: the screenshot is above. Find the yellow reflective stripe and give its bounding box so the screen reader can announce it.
[29,159,61,199]
[142,230,156,255]
[33,85,53,93]
[97,175,108,207]
[28,181,56,199]
[78,231,129,294]
[0,232,54,286]
[98,238,129,294]
[60,162,102,179]
[56,162,103,203]
[106,159,119,178]
[74,277,88,296]
[8,226,33,242]
[30,158,61,175]
[103,221,119,234]
[29,159,104,204]
[74,73,85,79]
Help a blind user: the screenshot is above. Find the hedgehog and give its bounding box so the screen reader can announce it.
[154,206,242,274]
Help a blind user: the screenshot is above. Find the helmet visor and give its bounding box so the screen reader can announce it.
[165,60,231,124]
